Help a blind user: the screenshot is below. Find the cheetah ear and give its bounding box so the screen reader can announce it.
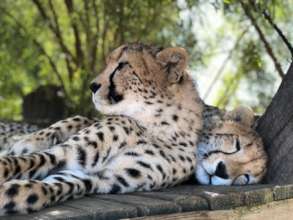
[156,47,188,84]
[224,106,255,128]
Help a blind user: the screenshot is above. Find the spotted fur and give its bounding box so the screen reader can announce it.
[0,122,39,155]
[0,44,267,215]
[0,44,203,215]
[196,105,267,185]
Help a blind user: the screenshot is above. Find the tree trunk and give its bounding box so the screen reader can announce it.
[257,62,293,184]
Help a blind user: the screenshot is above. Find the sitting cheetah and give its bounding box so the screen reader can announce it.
[0,44,267,215]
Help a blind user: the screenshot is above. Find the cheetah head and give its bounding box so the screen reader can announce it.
[90,43,200,118]
[196,107,268,185]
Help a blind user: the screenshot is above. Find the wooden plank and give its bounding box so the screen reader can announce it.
[125,198,293,220]
[96,194,181,217]
[136,191,208,212]
[159,184,243,210]
[64,196,138,220]
[162,183,273,194]
[161,184,274,209]
[273,184,293,201]
[0,204,89,220]
[124,210,238,220]
[0,197,138,220]
[0,184,292,220]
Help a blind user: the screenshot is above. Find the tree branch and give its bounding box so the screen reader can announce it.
[64,0,84,67]
[216,73,241,108]
[82,0,92,70]
[33,40,69,98]
[262,10,293,58]
[241,1,284,78]
[83,0,97,73]
[203,29,248,100]
[32,0,75,61]
[116,0,125,45]
[91,0,100,73]
[248,0,293,58]
[32,0,77,80]
[101,5,110,62]
[47,0,75,79]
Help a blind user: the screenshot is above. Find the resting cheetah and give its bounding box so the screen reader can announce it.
[0,122,39,155]
[197,104,267,185]
[2,105,267,186]
[5,105,267,186]
[0,44,267,215]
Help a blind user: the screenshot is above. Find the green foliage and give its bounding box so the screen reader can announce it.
[0,0,292,119]
[203,0,292,113]
[0,0,193,119]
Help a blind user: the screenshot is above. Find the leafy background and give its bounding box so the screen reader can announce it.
[0,0,292,121]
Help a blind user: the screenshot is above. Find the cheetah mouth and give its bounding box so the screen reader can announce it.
[195,163,210,185]
[196,163,232,185]
[201,165,213,183]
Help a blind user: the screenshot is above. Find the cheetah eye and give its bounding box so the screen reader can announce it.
[177,75,184,84]
[117,61,129,71]
[236,138,241,151]
[132,71,143,83]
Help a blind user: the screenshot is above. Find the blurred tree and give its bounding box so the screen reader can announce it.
[0,0,199,120]
[207,0,292,112]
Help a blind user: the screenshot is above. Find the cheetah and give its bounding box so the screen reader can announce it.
[196,104,267,185]
[0,44,267,215]
[5,105,267,186]
[0,121,39,155]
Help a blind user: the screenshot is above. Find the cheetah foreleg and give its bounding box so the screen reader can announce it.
[0,167,149,215]
[0,146,67,184]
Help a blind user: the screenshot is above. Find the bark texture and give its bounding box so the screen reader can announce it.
[257,62,293,184]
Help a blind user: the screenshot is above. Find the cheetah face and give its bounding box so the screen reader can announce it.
[196,107,268,185]
[90,43,190,117]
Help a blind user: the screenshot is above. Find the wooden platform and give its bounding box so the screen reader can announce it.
[2,183,293,220]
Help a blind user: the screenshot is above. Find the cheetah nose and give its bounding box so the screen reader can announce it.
[90,83,101,93]
[214,161,229,179]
